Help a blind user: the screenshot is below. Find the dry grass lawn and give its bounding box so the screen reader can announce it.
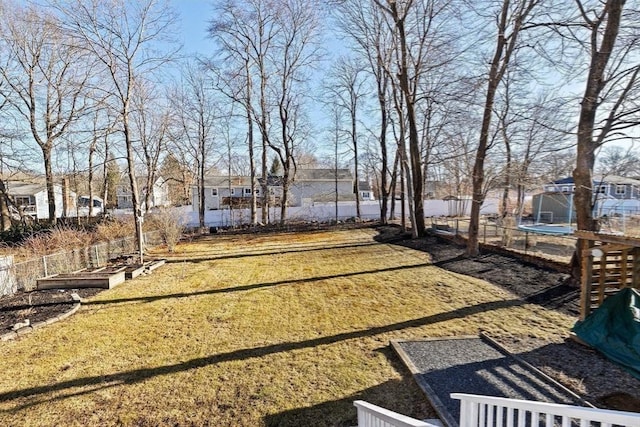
[0,228,574,426]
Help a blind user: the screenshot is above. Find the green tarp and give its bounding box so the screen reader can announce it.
[573,288,640,379]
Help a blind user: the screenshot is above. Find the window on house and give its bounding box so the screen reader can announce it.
[616,185,626,195]
[598,185,607,194]
[14,196,33,206]
[244,188,251,195]
[572,186,575,192]
[562,186,569,192]
[212,188,218,196]
[361,191,370,199]
[230,188,236,195]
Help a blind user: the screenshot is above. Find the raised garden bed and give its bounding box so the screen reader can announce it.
[36,266,127,290]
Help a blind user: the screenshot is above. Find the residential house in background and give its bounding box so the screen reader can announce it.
[6,180,76,220]
[357,181,375,201]
[257,175,283,207]
[289,168,355,206]
[533,175,640,223]
[116,176,170,210]
[77,195,104,216]
[195,169,358,210]
[192,176,258,211]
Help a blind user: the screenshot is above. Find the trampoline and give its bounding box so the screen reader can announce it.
[517,223,574,236]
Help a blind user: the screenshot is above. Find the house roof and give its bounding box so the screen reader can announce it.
[551,177,575,185]
[295,169,353,181]
[202,176,254,187]
[257,175,283,187]
[358,181,372,191]
[549,175,640,186]
[6,181,46,196]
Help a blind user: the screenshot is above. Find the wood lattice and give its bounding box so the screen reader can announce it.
[576,231,640,319]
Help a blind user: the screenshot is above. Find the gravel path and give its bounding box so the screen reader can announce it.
[394,337,585,426]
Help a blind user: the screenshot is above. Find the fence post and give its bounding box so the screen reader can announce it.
[525,232,529,254]
[456,219,459,236]
[43,255,48,277]
[0,256,17,296]
[483,223,487,244]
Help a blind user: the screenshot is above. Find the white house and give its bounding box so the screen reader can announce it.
[358,180,375,201]
[6,180,76,220]
[117,176,170,210]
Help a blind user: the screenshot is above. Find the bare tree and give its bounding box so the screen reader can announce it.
[373,0,463,237]
[325,56,368,218]
[570,1,640,233]
[57,0,178,262]
[132,83,170,213]
[209,0,279,225]
[335,0,394,224]
[0,3,93,224]
[169,62,218,229]
[267,0,323,224]
[467,0,540,256]
[597,145,640,177]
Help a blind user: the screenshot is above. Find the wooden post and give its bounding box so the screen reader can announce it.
[633,247,640,289]
[579,239,592,320]
[597,250,607,305]
[621,248,629,288]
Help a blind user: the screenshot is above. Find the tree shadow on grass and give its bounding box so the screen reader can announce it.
[83,262,431,307]
[263,376,434,427]
[164,241,382,264]
[0,299,523,412]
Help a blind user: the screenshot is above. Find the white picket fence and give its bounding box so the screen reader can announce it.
[355,394,640,427]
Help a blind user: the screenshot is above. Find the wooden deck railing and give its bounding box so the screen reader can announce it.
[452,393,640,427]
[353,400,440,427]
[355,395,640,427]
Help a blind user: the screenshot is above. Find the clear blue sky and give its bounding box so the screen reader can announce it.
[170,0,214,56]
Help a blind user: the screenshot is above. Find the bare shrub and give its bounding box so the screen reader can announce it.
[95,218,135,242]
[146,208,185,252]
[20,225,92,257]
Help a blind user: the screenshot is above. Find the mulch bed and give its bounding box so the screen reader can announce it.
[0,288,103,333]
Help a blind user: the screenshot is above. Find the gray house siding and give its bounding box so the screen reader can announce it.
[531,193,576,224]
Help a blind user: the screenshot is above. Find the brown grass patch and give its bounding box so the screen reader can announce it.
[0,229,574,426]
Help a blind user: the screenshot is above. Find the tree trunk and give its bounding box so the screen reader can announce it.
[43,146,57,225]
[0,180,11,231]
[392,3,425,237]
[246,59,257,226]
[571,0,624,283]
[389,150,400,221]
[378,75,389,225]
[123,110,144,263]
[467,1,510,256]
[352,104,361,219]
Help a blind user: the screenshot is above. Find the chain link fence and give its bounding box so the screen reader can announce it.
[429,217,577,263]
[7,230,163,292]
